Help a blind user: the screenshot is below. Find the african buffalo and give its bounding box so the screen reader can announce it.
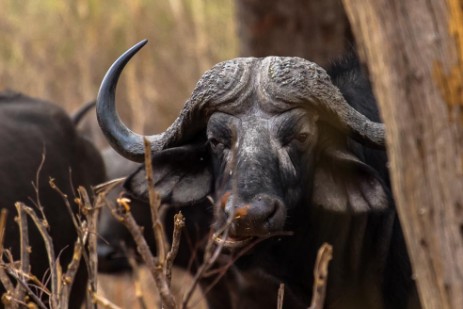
[0,91,106,308]
[96,41,420,309]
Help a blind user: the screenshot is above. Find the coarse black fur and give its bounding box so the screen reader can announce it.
[0,91,106,308]
[97,52,420,308]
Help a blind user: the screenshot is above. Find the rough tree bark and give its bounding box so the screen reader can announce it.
[235,0,352,67]
[342,0,463,308]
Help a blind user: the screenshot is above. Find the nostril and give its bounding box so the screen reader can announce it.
[250,195,284,229]
[267,201,279,221]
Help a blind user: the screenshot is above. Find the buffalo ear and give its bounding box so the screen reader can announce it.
[312,148,389,213]
[124,144,212,206]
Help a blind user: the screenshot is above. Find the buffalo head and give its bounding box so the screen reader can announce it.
[97,40,389,250]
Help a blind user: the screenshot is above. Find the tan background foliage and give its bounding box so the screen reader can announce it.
[0,0,237,136]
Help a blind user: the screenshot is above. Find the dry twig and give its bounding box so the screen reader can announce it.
[308,243,333,309]
[166,212,185,287]
[143,137,177,309]
[182,135,239,309]
[109,198,176,308]
[0,209,16,306]
[20,203,59,308]
[277,283,285,309]
[78,186,99,309]
[30,150,48,225]
[59,230,85,307]
[14,202,31,305]
[101,138,180,309]
[92,292,123,309]
[5,267,48,309]
[143,138,168,266]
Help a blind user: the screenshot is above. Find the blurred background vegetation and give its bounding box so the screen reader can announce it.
[0,0,237,137]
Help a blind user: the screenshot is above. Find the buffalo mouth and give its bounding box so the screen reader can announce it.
[212,233,255,249]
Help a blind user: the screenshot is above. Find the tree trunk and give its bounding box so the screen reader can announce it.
[235,0,352,67]
[342,0,463,308]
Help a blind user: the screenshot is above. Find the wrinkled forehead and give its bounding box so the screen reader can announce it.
[191,56,326,115]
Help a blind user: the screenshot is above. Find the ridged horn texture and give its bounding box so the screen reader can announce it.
[97,42,385,163]
[260,57,385,148]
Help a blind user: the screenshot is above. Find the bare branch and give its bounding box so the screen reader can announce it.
[20,203,59,308]
[199,231,293,300]
[5,267,48,309]
[59,231,86,307]
[0,209,8,258]
[92,293,123,309]
[277,283,285,309]
[143,138,168,266]
[50,179,94,309]
[0,209,15,295]
[166,212,185,287]
[49,178,82,239]
[30,149,48,225]
[106,197,177,309]
[182,189,239,309]
[308,243,333,309]
[13,202,31,304]
[3,249,49,296]
[78,186,99,309]
[183,131,241,308]
[93,178,126,195]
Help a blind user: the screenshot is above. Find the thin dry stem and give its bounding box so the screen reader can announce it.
[50,179,92,309]
[92,293,123,309]
[0,209,15,294]
[182,217,232,309]
[200,231,293,301]
[49,178,82,237]
[59,231,86,307]
[78,186,99,309]
[109,198,176,309]
[166,212,185,287]
[143,138,177,309]
[143,138,168,266]
[20,203,59,308]
[31,150,48,226]
[182,137,239,309]
[308,243,333,309]
[0,209,8,258]
[14,202,31,305]
[3,249,48,296]
[93,178,126,195]
[5,267,48,309]
[278,283,285,309]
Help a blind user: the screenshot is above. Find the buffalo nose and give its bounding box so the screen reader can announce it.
[226,194,286,236]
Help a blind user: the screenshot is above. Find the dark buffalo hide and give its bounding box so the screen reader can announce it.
[96,42,420,309]
[0,91,106,308]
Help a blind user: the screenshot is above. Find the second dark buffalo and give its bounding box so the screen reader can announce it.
[0,91,106,309]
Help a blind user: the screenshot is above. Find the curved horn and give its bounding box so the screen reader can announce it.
[97,41,255,162]
[97,40,173,162]
[262,57,385,148]
[71,100,96,126]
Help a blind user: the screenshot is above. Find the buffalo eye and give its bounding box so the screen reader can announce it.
[209,137,226,152]
[294,132,309,143]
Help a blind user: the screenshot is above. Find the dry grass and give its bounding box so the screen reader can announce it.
[0,0,237,134]
[98,266,207,309]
